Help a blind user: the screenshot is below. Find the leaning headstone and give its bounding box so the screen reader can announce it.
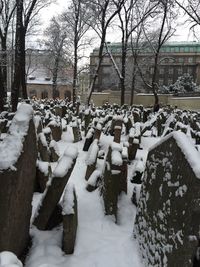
[49,140,60,162]
[33,145,78,230]
[48,120,62,141]
[86,170,102,192]
[37,133,50,162]
[134,132,200,267]
[103,142,122,222]
[83,128,94,151]
[36,160,50,192]
[0,104,37,257]
[62,183,78,254]
[85,139,99,181]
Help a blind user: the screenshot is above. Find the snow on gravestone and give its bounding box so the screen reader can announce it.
[134,131,200,267]
[61,183,78,254]
[0,104,37,257]
[0,251,23,267]
[33,145,78,230]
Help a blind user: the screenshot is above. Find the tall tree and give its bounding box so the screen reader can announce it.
[11,0,23,112]
[137,0,176,111]
[86,0,125,106]
[62,0,91,104]
[11,0,53,111]
[43,16,69,99]
[116,0,158,105]
[0,0,16,92]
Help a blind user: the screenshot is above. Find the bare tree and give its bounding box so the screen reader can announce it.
[0,0,16,89]
[137,0,176,111]
[62,0,92,104]
[175,0,200,29]
[11,0,53,111]
[43,16,70,99]
[86,0,125,106]
[11,0,23,111]
[115,0,158,105]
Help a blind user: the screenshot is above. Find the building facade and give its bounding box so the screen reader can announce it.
[90,41,200,92]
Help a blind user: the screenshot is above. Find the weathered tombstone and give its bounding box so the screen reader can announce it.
[85,139,99,181]
[36,160,51,192]
[113,117,123,143]
[0,104,37,257]
[119,147,128,194]
[134,132,200,267]
[86,170,102,192]
[48,120,62,141]
[33,146,78,230]
[62,183,78,254]
[103,143,122,222]
[83,128,94,151]
[72,119,82,143]
[49,140,59,162]
[84,109,91,136]
[43,127,52,145]
[37,133,50,162]
[93,123,102,140]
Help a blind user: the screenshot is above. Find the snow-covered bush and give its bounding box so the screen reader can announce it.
[159,73,200,94]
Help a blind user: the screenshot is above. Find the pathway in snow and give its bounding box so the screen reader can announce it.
[25,138,143,267]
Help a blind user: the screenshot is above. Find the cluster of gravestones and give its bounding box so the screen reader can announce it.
[1,100,200,266]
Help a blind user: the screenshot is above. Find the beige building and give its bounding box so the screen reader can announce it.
[26,49,73,99]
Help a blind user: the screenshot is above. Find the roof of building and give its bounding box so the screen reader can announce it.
[91,41,200,55]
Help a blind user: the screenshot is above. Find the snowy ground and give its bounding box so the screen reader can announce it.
[25,129,158,267]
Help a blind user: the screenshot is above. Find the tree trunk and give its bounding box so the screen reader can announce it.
[11,0,23,112]
[52,57,59,99]
[120,39,127,106]
[72,45,78,104]
[0,66,5,111]
[87,32,106,106]
[20,30,27,99]
[1,38,7,94]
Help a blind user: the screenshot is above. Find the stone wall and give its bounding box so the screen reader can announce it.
[90,91,200,110]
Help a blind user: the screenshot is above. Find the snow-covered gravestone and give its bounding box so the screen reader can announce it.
[0,251,23,267]
[62,183,78,254]
[0,104,37,257]
[103,142,123,222]
[33,146,78,230]
[85,139,99,181]
[134,131,200,267]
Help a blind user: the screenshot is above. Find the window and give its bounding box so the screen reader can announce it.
[64,90,71,101]
[169,68,173,75]
[187,67,192,74]
[159,68,164,74]
[159,79,164,85]
[188,57,193,63]
[178,68,182,75]
[168,79,173,85]
[41,91,48,99]
[29,90,37,98]
[178,57,184,63]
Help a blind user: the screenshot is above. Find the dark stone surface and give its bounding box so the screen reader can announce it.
[134,134,200,267]
[33,158,77,230]
[62,190,78,254]
[0,119,37,257]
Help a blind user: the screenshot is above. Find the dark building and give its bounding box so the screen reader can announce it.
[90,41,200,92]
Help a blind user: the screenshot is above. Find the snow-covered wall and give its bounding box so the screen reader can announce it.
[134,132,200,267]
